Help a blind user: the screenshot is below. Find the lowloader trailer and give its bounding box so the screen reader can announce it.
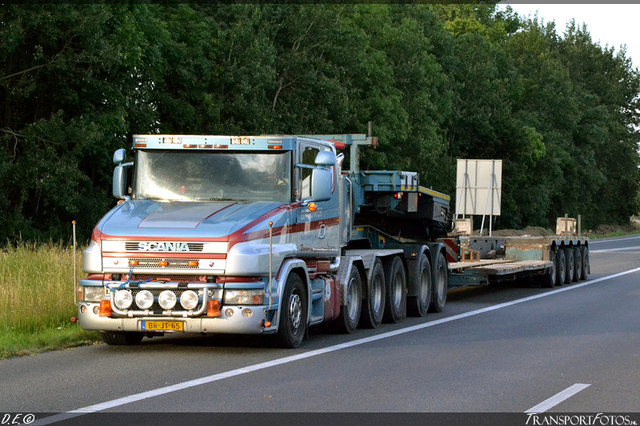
[76,133,588,348]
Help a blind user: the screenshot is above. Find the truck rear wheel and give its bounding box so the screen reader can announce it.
[333,267,362,334]
[360,259,385,328]
[581,246,589,280]
[100,331,144,345]
[555,249,566,285]
[274,273,307,348]
[563,248,574,284]
[383,256,406,323]
[407,253,432,317]
[541,249,557,288]
[573,247,583,282]
[429,251,448,313]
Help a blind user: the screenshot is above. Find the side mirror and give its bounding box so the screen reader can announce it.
[113,165,127,199]
[309,167,332,203]
[113,148,126,165]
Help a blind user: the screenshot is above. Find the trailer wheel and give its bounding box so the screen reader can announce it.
[429,251,448,313]
[555,249,566,285]
[581,246,589,280]
[274,273,307,348]
[573,247,583,282]
[383,256,406,323]
[407,253,432,317]
[333,267,362,334]
[563,248,574,284]
[541,249,557,288]
[360,259,385,328]
[100,331,144,345]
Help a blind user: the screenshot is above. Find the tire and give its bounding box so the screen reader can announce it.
[360,259,385,328]
[563,248,574,284]
[573,247,583,282]
[555,249,566,285]
[407,253,432,317]
[429,251,448,313]
[581,246,589,280]
[541,249,557,288]
[100,331,144,346]
[274,273,307,348]
[333,266,362,334]
[383,256,406,323]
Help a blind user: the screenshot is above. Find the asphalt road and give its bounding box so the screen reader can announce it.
[2,235,640,424]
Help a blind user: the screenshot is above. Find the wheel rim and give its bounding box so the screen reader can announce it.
[347,277,359,320]
[288,292,302,332]
[371,273,383,312]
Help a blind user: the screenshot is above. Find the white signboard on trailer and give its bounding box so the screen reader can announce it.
[456,159,502,217]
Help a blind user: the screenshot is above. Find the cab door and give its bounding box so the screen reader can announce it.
[294,141,339,256]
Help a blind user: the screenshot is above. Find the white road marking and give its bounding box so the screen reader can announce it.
[590,246,640,253]
[34,266,640,425]
[525,383,591,413]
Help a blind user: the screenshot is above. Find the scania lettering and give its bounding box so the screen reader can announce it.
[137,242,190,252]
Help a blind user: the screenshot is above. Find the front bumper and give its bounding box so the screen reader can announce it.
[78,302,268,335]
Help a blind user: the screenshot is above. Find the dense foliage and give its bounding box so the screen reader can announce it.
[1,4,639,243]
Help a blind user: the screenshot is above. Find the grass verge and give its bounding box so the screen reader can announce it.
[0,242,100,359]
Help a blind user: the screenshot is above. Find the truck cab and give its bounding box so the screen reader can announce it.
[79,135,342,347]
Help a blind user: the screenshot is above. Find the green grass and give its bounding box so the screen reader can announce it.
[0,242,100,359]
[588,228,640,240]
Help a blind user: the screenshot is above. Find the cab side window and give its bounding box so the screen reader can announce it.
[300,146,320,200]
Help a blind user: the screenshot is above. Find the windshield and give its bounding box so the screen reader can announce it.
[132,150,291,203]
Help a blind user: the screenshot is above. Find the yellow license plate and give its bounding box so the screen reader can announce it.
[141,320,184,331]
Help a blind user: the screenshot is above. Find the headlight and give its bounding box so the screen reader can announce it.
[224,290,264,305]
[83,286,105,302]
[114,290,133,309]
[135,290,154,310]
[180,290,199,310]
[158,290,177,310]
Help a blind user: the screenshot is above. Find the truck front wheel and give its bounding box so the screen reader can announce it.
[275,273,307,348]
[100,331,144,345]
